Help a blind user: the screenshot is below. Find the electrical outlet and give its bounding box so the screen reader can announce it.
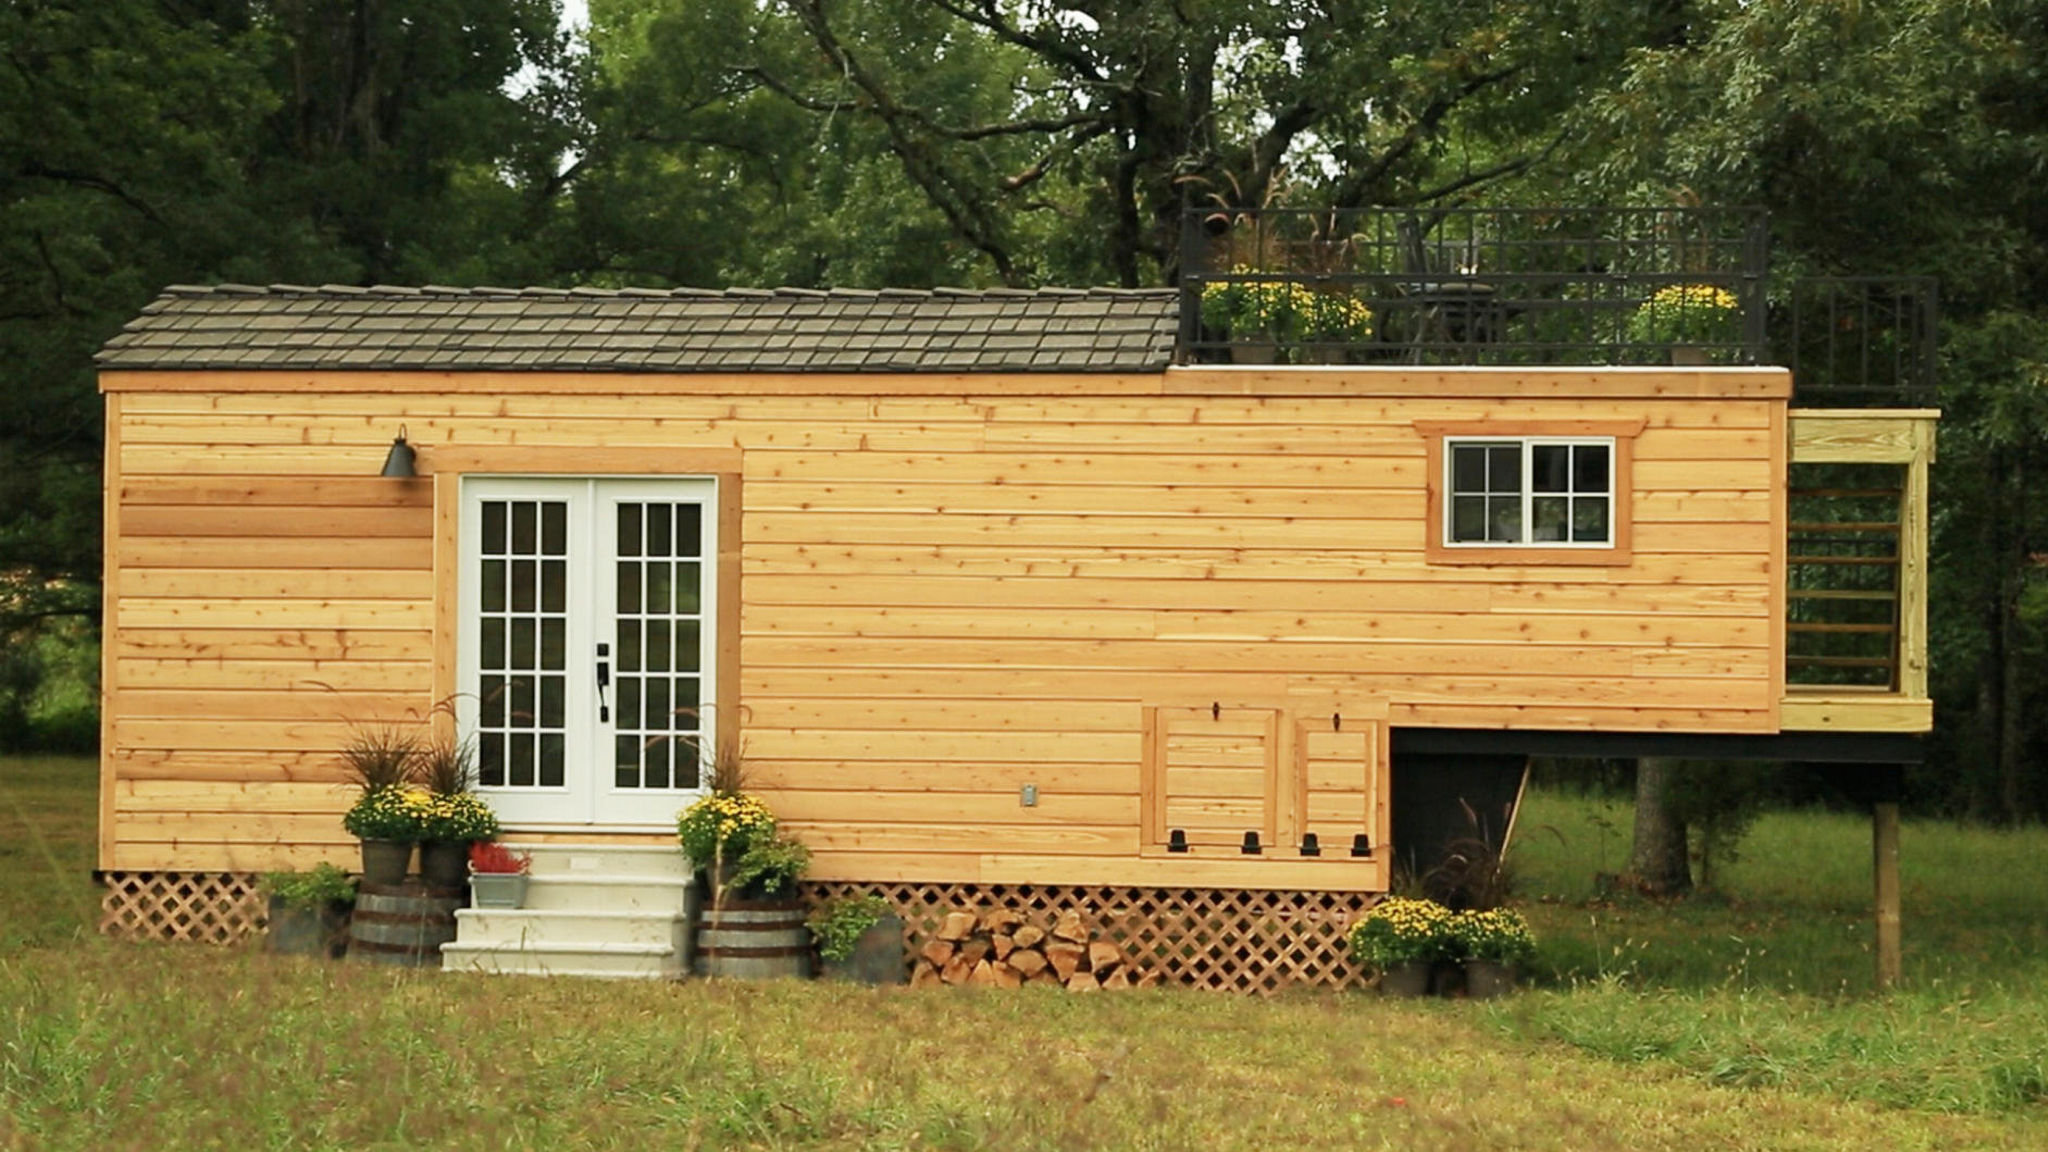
[1020,783,1038,807]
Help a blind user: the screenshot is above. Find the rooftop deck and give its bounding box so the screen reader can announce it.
[1177,206,1936,408]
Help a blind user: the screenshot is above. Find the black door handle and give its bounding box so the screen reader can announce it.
[596,642,611,722]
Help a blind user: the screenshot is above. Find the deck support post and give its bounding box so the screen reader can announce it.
[1873,800,1902,991]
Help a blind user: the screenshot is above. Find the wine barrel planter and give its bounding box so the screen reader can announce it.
[694,899,812,980]
[348,882,463,967]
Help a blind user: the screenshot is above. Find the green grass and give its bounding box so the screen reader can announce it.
[1,759,2045,1149]
[1489,790,2048,1116]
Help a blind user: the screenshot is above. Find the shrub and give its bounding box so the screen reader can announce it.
[420,792,500,842]
[722,833,810,900]
[263,863,357,908]
[676,791,776,869]
[341,785,433,841]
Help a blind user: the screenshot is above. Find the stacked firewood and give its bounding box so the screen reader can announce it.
[909,907,1165,990]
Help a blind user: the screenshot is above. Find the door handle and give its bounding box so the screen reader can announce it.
[596,642,611,723]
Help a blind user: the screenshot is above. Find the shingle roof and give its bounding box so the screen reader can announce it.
[97,283,1181,373]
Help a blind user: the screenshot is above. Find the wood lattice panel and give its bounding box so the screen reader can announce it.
[100,872,265,944]
[802,881,1373,994]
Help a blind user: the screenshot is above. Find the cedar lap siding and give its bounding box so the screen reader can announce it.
[98,283,1855,902]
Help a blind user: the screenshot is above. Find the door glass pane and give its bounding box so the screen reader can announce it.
[618,503,641,557]
[475,497,572,794]
[611,496,710,793]
[676,504,703,558]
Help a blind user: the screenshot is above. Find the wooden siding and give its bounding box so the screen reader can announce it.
[101,369,1788,886]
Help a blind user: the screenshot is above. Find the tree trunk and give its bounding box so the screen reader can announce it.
[1630,758,1692,895]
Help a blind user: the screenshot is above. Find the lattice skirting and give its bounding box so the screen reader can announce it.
[100,872,266,944]
[802,882,1375,994]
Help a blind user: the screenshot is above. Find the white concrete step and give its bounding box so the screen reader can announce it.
[441,940,681,980]
[519,874,693,913]
[454,908,687,949]
[510,843,691,880]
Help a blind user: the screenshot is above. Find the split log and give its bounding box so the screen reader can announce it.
[937,911,979,941]
[958,937,992,966]
[1087,941,1122,974]
[1137,969,1164,989]
[941,956,974,985]
[920,939,956,968]
[1067,971,1101,993]
[1045,941,1086,981]
[968,960,997,987]
[1101,968,1132,990]
[911,963,944,988]
[991,933,1015,960]
[991,961,1024,989]
[982,909,1026,934]
[1011,924,1046,950]
[1051,909,1088,944]
[1009,948,1048,977]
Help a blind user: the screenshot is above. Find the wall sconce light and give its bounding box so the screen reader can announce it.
[379,425,417,478]
[1299,832,1322,857]
[1240,831,1262,855]
[1167,829,1189,854]
[1350,834,1373,858]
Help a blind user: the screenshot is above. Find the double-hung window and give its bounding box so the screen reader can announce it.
[1447,438,1613,547]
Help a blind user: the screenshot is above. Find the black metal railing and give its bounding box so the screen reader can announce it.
[1771,277,1938,407]
[1176,207,1937,406]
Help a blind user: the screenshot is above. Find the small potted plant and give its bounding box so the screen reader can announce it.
[1347,896,1457,997]
[808,893,905,984]
[676,791,779,899]
[342,785,431,886]
[1451,907,1535,998]
[1200,272,1307,362]
[417,791,500,890]
[1299,290,1375,361]
[1627,283,1740,364]
[338,725,424,885]
[468,841,533,909]
[262,862,356,958]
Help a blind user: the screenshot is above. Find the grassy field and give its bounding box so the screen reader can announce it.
[2,757,2045,1150]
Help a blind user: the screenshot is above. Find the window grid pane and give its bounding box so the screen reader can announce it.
[474,498,572,792]
[1446,439,1614,547]
[612,500,708,793]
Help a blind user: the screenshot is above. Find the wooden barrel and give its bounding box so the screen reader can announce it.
[348,882,463,967]
[694,899,812,980]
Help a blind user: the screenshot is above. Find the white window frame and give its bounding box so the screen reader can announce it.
[1442,436,1617,550]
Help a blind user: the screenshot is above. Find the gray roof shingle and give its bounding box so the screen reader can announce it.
[98,284,1181,374]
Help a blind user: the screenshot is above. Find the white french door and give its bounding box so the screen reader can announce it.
[458,477,718,828]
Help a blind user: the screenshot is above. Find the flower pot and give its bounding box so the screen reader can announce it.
[818,912,907,985]
[359,839,413,886]
[470,872,530,910]
[419,840,470,890]
[695,897,813,980]
[266,895,352,959]
[1463,959,1518,999]
[1229,339,1280,364]
[1377,961,1433,998]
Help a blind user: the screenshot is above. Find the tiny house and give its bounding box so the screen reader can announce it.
[94,210,1937,987]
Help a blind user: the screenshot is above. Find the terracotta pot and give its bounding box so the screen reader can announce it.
[359,839,413,886]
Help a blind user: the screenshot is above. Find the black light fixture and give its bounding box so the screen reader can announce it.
[379,425,417,478]
[1350,834,1372,858]
[1241,831,1262,855]
[1167,829,1189,854]
[1300,832,1322,857]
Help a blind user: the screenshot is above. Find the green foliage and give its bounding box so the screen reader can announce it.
[1624,284,1739,349]
[1450,908,1536,966]
[723,833,810,899]
[1347,897,1458,970]
[262,863,357,909]
[807,893,890,963]
[340,785,430,842]
[675,791,776,868]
